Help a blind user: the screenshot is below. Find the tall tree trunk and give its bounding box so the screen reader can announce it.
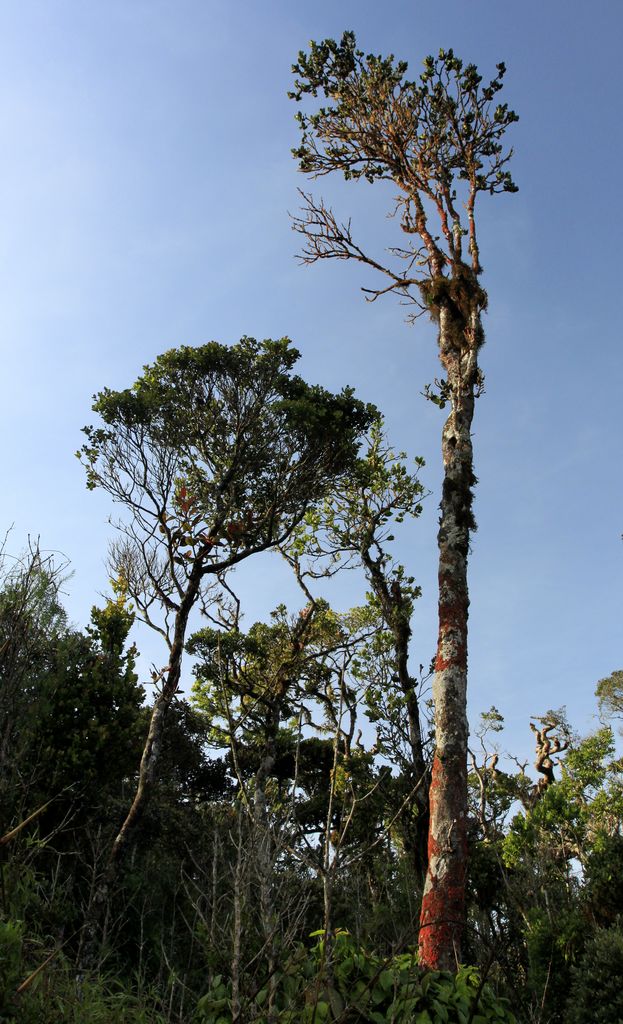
[418,287,483,971]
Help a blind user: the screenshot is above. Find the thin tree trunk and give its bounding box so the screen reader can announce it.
[209,832,220,954]
[253,722,279,1021]
[231,809,244,1024]
[78,568,203,972]
[360,549,430,881]
[418,293,482,971]
[110,569,202,866]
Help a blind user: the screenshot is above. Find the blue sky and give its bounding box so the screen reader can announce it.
[1,0,621,763]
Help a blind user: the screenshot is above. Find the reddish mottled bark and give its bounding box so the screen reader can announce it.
[418,720,469,968]
[418,294,483,971]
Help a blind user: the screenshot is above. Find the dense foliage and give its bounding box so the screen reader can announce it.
[1,483,621,1023]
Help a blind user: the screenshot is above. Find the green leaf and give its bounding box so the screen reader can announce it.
[379,968,396,992]
[328,987,344,1016]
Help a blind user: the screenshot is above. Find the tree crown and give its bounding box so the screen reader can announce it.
[290,33,518,277]
[78,337,377,623]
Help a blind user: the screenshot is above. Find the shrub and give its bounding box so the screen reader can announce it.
[196,929,516,1023]
[566,926,623,1024]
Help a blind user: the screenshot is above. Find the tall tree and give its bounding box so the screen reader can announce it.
[290,34,518,969]
[78,336,375,869]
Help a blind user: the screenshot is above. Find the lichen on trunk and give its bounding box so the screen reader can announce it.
[418,292,483,970]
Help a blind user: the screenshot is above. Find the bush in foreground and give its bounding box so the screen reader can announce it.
[197,930,516,1023]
